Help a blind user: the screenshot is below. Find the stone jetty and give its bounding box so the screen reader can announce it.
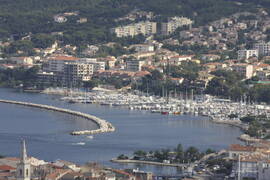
[0,99,115,135]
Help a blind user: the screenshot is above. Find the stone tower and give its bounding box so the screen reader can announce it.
[16,140,31,180]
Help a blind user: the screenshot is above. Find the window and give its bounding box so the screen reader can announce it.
[20,169,22,176]
[26,169,29,176]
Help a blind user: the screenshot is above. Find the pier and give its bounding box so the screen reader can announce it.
[0,99,115,135]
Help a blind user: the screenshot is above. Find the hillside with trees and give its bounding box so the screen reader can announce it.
[0,0,263,45]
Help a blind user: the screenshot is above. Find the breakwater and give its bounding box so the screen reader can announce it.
[0,99,115,135]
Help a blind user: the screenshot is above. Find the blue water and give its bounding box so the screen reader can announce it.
[0,88,242,175]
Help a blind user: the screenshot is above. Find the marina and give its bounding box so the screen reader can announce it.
[0,88,242,175]
[55,88,270,133]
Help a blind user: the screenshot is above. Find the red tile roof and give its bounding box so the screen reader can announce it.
[229,144,256,152]
[0,165,16,171]
[50,56,79,61]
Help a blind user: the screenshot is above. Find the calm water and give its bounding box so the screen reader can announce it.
[0,88,242,175]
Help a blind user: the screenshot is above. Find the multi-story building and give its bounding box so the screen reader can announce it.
[131,44,155,53]
[44,56,79,73]
[237,49,258,60]
[169,55,192,65]
[126,60,145,72]
[161,17,193,35]
[63,62,94,87]
[231,64,254,79]
[111,21,157,37]
[10,57,33,65]
[80,58,105,72]
[254,42,270,56]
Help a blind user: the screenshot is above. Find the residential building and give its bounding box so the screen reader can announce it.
[200,54,221,61]
[44,56,79,73]
[126,60,145,72]
[10,57,33,65]
[231,64,254,79]
[161,17,193,35]
[37,72,60,86]
[131,44,155,53]
[98,56,117,69]
[233,154,262,179]
[111,21,157,37]
[254,42,270,56]
[63,62,94,87]
[169,55,192,65]
[238,49,258,60]
[80,58,105,72]
[228,144,257,159]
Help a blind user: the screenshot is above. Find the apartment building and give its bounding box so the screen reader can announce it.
[237,49,258,60]
[44,56,79,72]
[231,64,254,79]
[80,58,105,72]
[161,17,193,35]
[10,57,33,65]
[126,60,145,72]
[254,42,270,56]
[63,62,94,87]
[131,44,155,53]
[111,21,157,37]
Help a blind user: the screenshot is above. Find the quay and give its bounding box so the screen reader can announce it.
[0,99,115,135]
[110,159,187,169]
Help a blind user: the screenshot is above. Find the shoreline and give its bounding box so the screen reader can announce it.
[0,99,115,135]
[110,159,186,168]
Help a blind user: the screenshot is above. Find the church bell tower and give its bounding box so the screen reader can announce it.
[16,140,31,180]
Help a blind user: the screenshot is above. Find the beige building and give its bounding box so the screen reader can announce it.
[238,49,258,60]
[126,60,145,72]
[44,56,79,72]
[231,64,254,79]
[10,57,33,65]
[63,62,94,86]
[111,21,157,37]
[161,17,193,35]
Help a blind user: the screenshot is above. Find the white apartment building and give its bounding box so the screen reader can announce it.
[44,56,79,72]
[237,49,258,60]
[132,44,154,53]
[161,17,193,35]
[169,55,192,65]
[111,21,157,37]
[254,42,270,56]
[80,58,105,72]
[126,60,145,72]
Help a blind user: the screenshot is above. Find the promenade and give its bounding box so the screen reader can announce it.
[0,99,115,135]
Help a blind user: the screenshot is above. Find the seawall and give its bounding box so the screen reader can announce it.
[0,99,115,135]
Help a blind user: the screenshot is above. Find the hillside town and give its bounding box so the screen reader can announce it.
[3,5,270,180]
[2,10,270,93]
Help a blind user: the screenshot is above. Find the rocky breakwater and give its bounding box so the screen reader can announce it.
[0,99,115,135]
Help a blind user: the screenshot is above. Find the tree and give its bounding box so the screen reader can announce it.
[117,154,129,160]
[133,150,147,159]
[83,80,98,90]
[31,33,55,49]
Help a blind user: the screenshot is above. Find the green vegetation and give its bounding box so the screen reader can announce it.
[117,143,216,164]
[136,62,201,96]
[0,66,39,88]
[240,115,270,138]
[0,0,260,47]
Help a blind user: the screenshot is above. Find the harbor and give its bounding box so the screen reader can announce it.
[53,88,270,133]
[0,88,242,175]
